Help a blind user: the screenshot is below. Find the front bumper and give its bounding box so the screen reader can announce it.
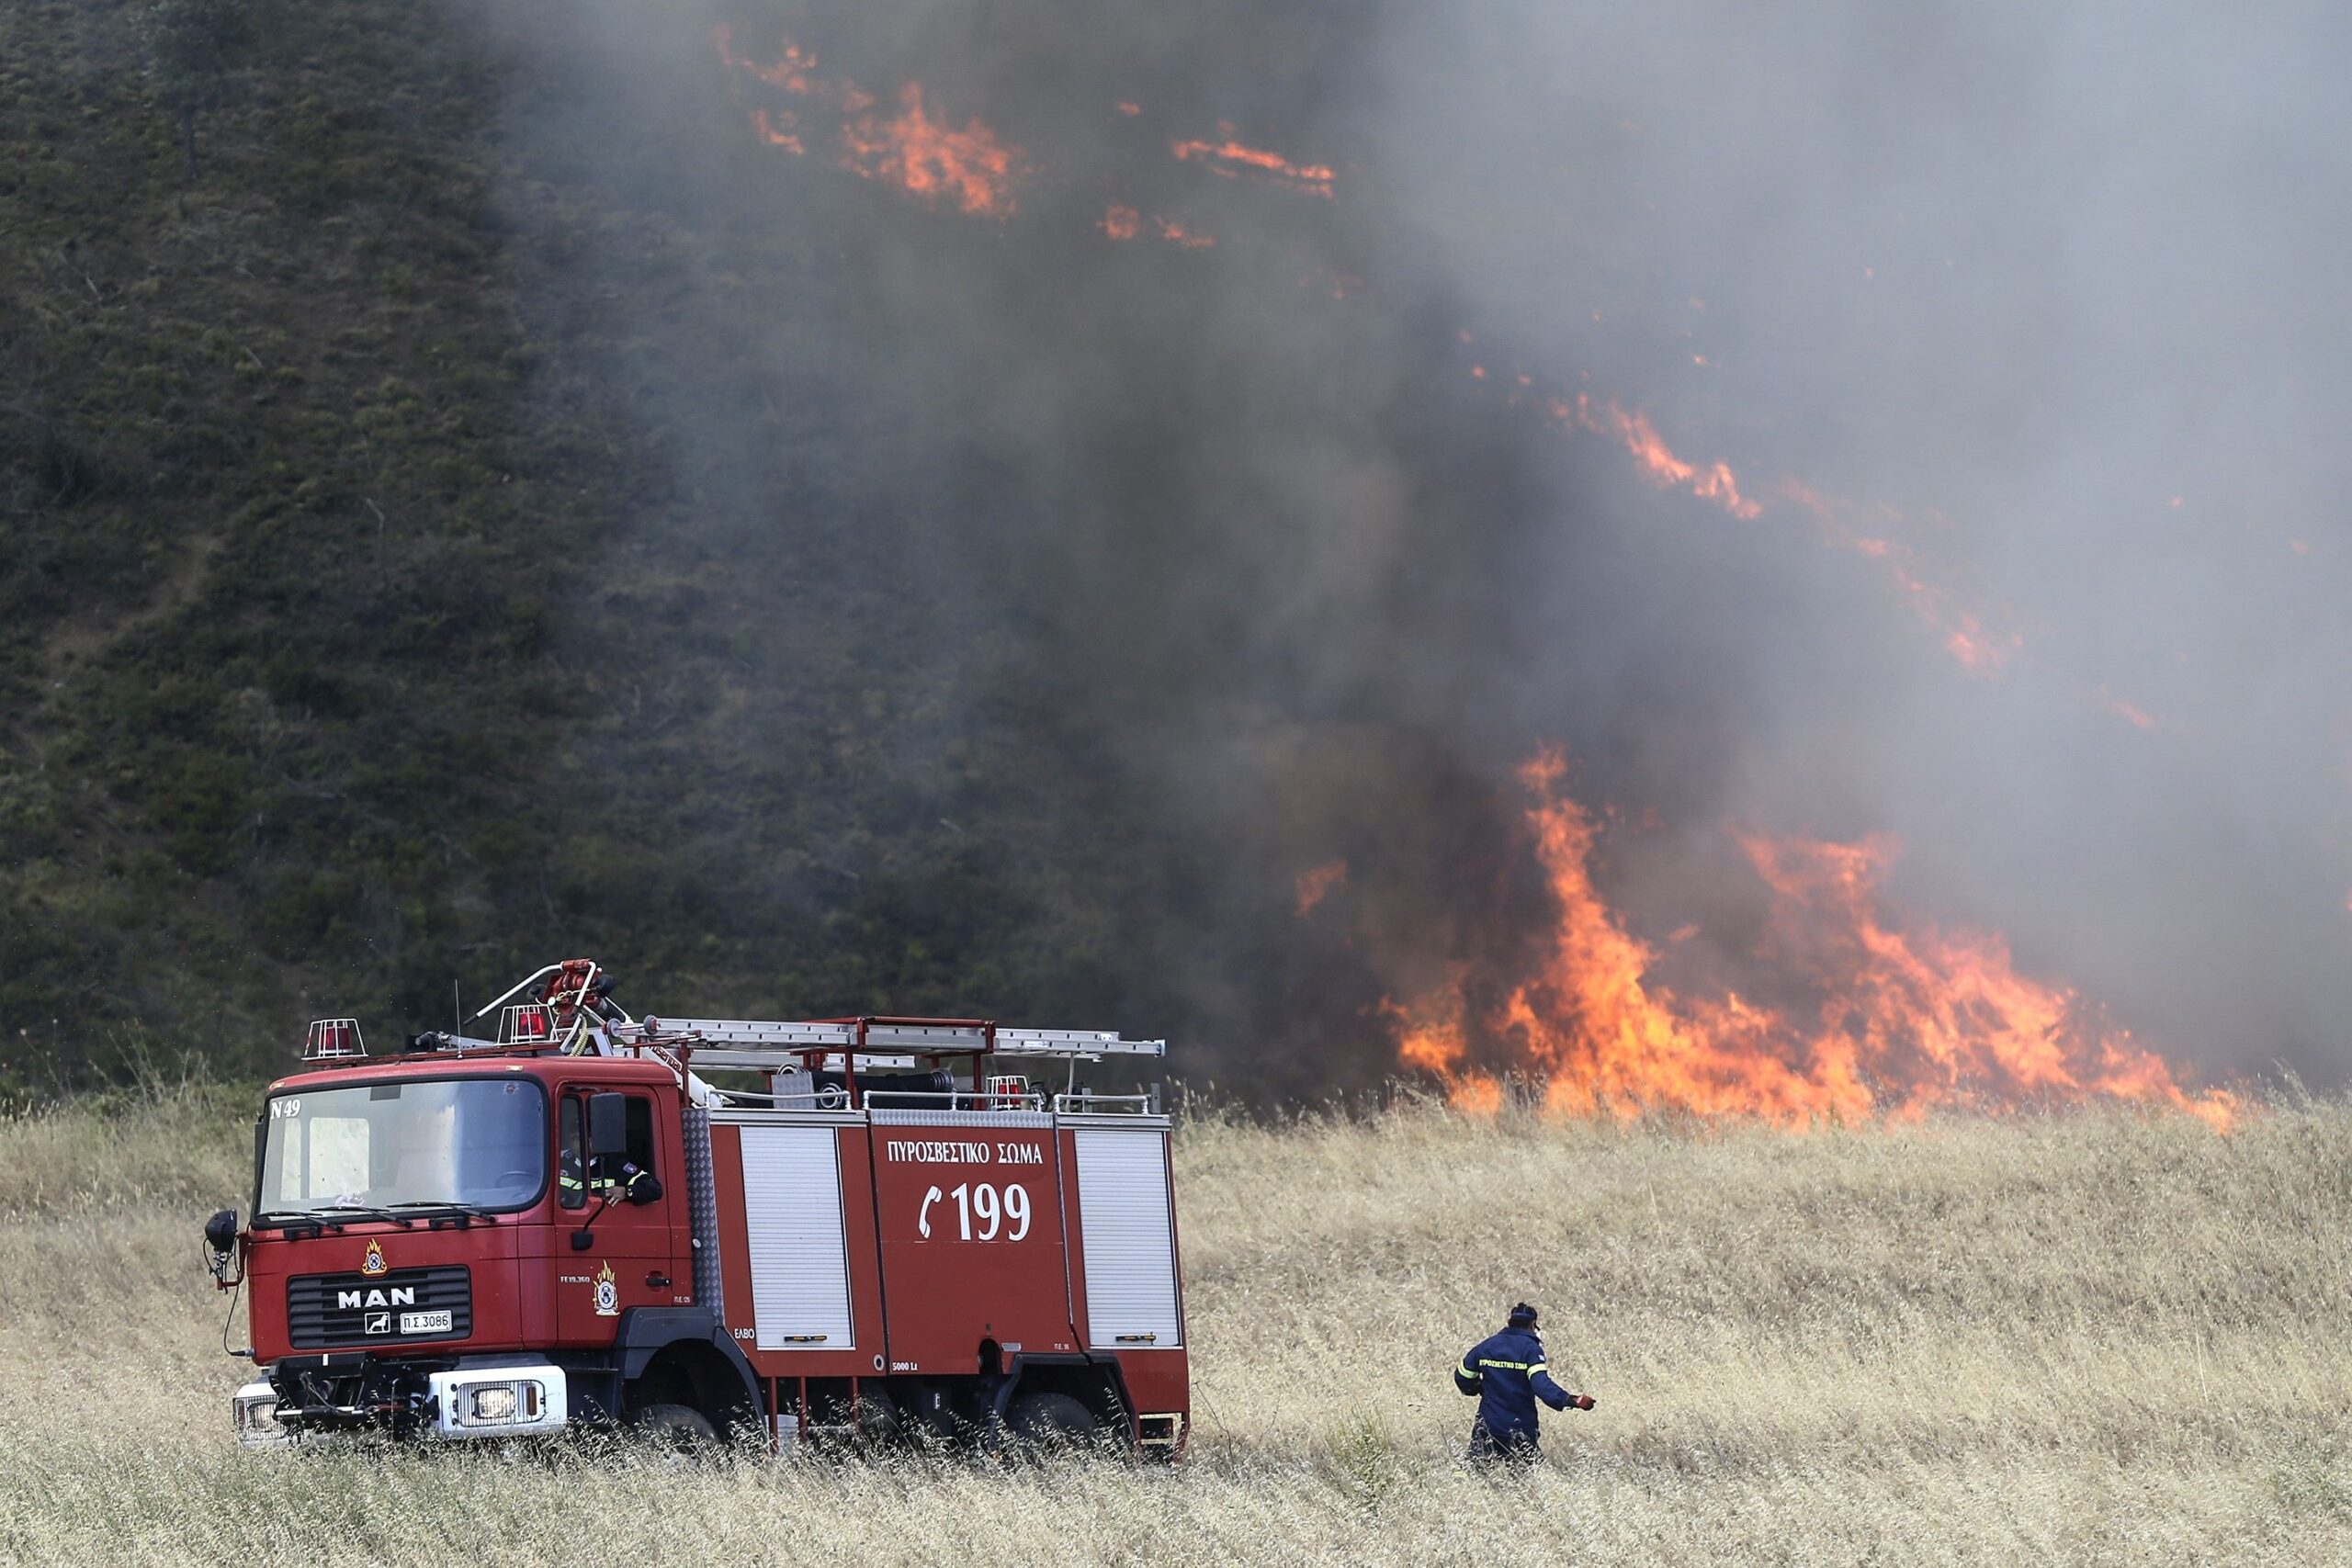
[232,1359,569,1445]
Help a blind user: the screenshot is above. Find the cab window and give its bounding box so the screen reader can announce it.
[594,1095,657,1189]
[558,1091,659,1206]
[559,1097,587,1210]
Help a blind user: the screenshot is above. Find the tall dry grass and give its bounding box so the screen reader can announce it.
[0,1084,2347,1564]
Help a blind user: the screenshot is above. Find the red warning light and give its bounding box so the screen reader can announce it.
[303,1018,368,1061]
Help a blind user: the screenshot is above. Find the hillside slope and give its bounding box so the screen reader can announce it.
[3,0,574,1066]
[0,1094,2345,1563]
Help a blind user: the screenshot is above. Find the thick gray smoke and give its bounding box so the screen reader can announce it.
[1365,0,2352,1077]
[470,0,2351,1086]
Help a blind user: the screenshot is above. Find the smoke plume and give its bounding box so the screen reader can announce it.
[464,0,2352,1100]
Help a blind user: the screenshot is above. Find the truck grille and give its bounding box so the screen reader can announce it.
[286,1266,472,1350]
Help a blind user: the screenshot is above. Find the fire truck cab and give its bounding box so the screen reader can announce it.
[207,961,1188,1455]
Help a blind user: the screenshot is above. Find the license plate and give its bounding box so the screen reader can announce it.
[399,1310,453,1335]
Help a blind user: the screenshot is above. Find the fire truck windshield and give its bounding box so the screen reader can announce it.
[256,1077,548,1217]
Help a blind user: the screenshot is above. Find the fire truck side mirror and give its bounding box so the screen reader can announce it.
[203,1208,242,1285]
[587,1092,628,1159]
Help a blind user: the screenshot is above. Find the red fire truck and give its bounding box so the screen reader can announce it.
[203,959,1189,1454]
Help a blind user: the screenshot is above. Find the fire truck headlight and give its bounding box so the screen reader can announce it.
[467,1384,519,1424]
[459,1380,546,1427]
[428,1364,564,1438]
[232,1382,287,1448]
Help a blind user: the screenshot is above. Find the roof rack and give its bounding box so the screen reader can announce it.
[608,1016,1164,1075]
[298,960,1167,1112]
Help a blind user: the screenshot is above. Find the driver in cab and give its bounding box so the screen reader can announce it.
[558,1147,661,1207]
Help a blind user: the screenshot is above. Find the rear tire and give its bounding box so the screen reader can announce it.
[1005,1391,1099,1455]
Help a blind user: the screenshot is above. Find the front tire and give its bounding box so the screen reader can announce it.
[630,1402,718,1450]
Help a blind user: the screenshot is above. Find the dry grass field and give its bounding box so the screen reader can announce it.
[2,1082,2349,1565]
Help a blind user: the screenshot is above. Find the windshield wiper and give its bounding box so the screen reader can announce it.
[385,1200,492,1223]
[313,1202,415,1228]
[251,1205,398,1234]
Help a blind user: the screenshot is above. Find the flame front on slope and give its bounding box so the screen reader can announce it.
[1393,751,2234,1129]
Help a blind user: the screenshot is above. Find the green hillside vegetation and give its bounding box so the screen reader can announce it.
[1,0,1261,1094]
[3,1089,2348,1563]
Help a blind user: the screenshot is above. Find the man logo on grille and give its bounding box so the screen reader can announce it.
[364,1312,390,1335]
[362,1238,388,1276]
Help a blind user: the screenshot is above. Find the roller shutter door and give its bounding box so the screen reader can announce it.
[1074,1129,1182,1348]
[740,1126,854,1351]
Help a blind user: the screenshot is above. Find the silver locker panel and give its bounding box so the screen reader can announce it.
[1073,1129,1182,1348]
[739,1125,855,1351]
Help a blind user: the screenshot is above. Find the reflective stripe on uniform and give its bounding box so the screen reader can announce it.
[1528,1363,1548,1377]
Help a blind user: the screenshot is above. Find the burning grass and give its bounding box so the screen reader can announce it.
[1383,751,2239,1131]
[713,26,1027,216]
[0,1084,2347,1563]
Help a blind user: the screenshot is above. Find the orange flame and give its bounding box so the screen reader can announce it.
[2094,684,2157,730]
[1520,388,2022,674]
[842,85,1026,217]
[1383,986,1501,1114]
[1940,615,2014,673]
[714,28,1025,218]
[1170,129,1335,198]
[1295,860,1349,916]
[751,108,805,156]
[1099,205,1216,249]
[1550,395,1759,519]
[714,25,818,93]
[1155,217,1216,249]
[1395,750,2234,1129]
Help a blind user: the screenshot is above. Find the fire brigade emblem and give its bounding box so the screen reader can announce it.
[361,1238,388,1276]
[594,1260,618,1316]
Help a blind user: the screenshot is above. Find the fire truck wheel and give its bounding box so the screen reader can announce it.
[1005,1392,1099,1454]
[629,1403,718,1450]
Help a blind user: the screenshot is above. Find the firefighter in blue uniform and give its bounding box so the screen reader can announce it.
[558,1148,660,1207]
[1453,1302,1593,1464]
